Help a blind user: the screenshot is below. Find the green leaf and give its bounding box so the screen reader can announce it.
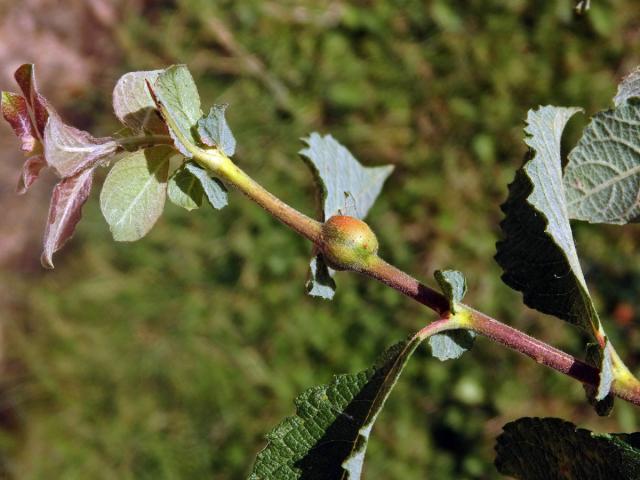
[100,146,173,241]
[428,330,475,362]
[112,70,167,134]
[495,107,613,399]
[429,269,475,361]
[250,335,423,479]
[496,107,602,333]
[495,417,640,480]
[564,97,640,224]
[151,65,203,157]
[300,133,394,299]
[434,269,467,314]
[167,167,204,211]
[197,104,236,156]
[184,162,228,210]
[300,133,394,220]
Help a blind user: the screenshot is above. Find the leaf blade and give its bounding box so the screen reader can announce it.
[151,65,202,157]
[112,70,167,133]
[14,63,49,137]
[167,167,204,211]
[495,106,613,401]
[496,106,600,331]
[614,67,640,107]
[1,91,38,152]
[495,417,640,480]
[44,111,118,178]
[300,133,394,221]
[300,133,393,299]
[100,146,173,241]
[564,101,640,225]
[41,168,95,268]
[184,162,228,210]
[17,154,47,194]
[250,335,423,480]
[429,269,475,361]
[197,104,236,156]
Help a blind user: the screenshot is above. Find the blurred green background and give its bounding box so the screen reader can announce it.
[2,1,640,478]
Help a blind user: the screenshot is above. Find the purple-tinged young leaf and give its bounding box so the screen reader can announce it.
[14,64,49,138]
[17,155,46,194]
[1,91,38,152]
[43,111,118,178]
[113,70,167,133]
[41,168,94,269]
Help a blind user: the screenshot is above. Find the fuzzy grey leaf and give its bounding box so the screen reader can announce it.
[197,104,236,156]
[184,162,228,210]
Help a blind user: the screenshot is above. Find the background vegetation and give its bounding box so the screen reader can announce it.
[2,1,640,478]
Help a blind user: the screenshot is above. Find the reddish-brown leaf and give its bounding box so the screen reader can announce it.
[14,64,50,138]
[17,155,47,194]
[41,168,95,268]
[44,110,118,178]
[1,91,38,152]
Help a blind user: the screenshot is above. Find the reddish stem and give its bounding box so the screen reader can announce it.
[362,257,640,406]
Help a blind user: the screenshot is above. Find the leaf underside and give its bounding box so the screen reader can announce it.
[44,111,118,178]
[184,162,228,210]
[495,106,613,402]
[564,98,640,225]
[250,335,422,480]
[496,107,603,332]
[614,67,640,108]
[429,269,475,361]
[495,417,640,480]
[2,64,122,268]
[300,133,394,299]
[168,167,204,211]
[100,146,173,241]
[197,104,236,156]
[112,69,167,134]
[41,168,95,268]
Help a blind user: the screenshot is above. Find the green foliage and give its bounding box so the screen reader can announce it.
[184,162,229,209]
[4,2,640,479]
[429,270,476,361]
[495,417,640,479]
[250,336,424,480]
[495,106,614,402]
[100,147,172,241]
[564,97,640,224]
[434,269,467,314]
[197,104,236,156]
[300,133,393,297]
[152,65,203,157]
[168,166,205,211]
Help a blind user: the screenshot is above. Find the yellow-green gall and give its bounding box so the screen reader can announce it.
[320,215,379,271]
